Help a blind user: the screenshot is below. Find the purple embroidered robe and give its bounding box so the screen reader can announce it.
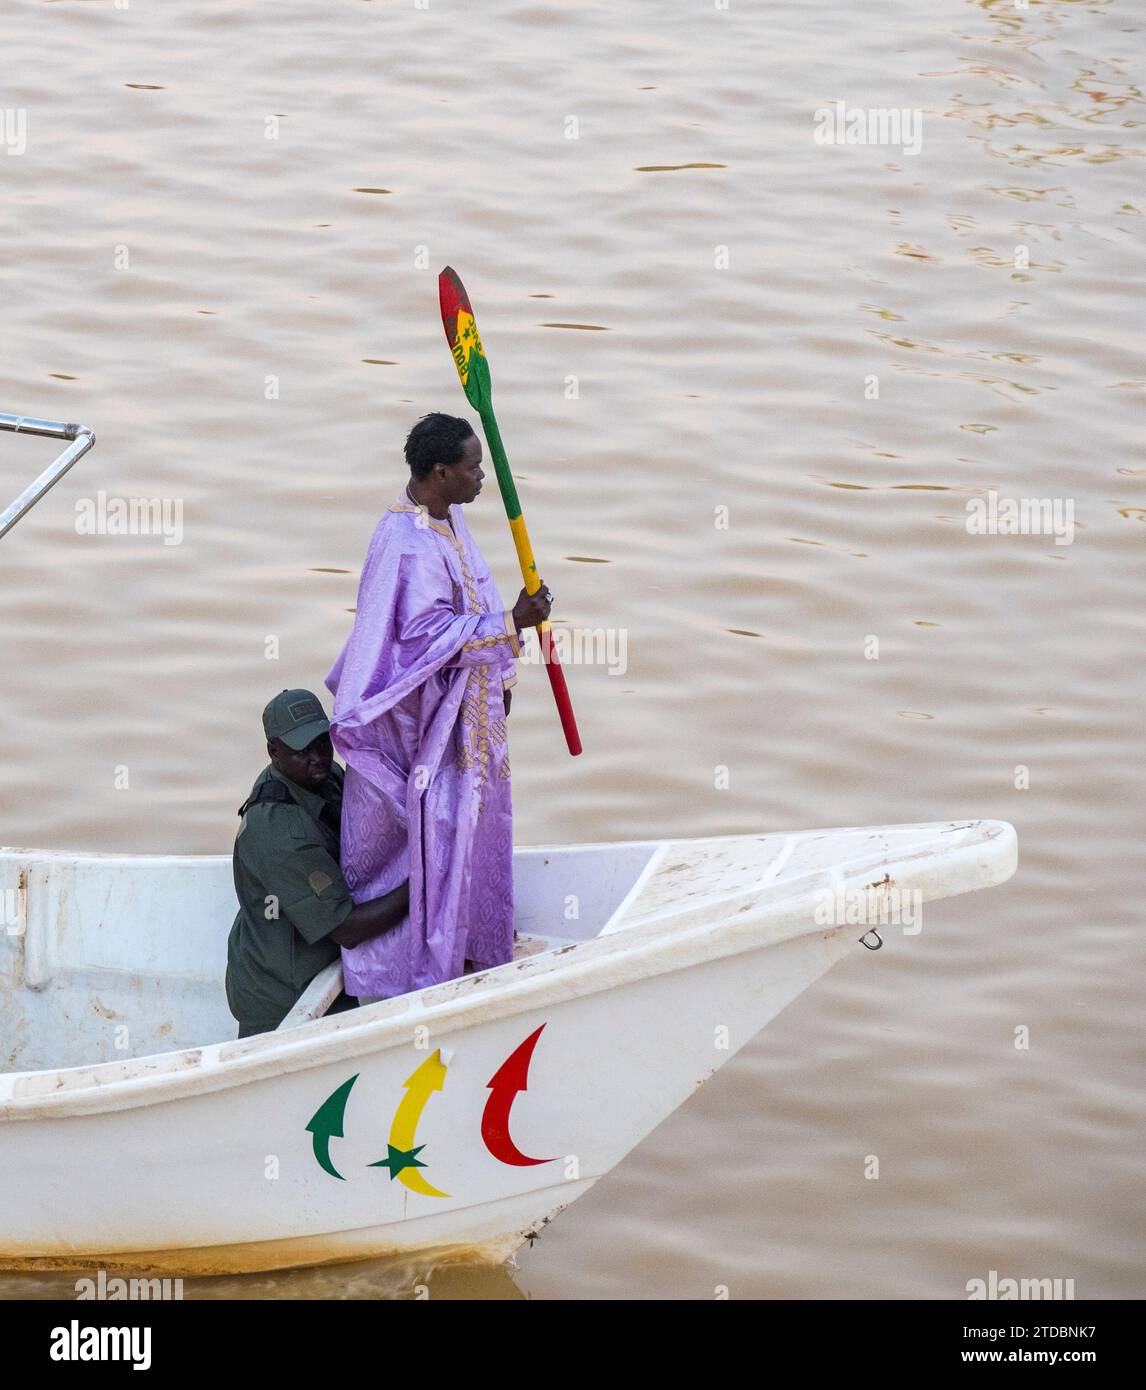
[325,494,518,997]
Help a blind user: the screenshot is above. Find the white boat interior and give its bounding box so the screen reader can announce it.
[1,821,1016,1079]
[0,839,662,1074]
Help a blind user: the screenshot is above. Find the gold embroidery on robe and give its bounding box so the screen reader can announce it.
[448,537,512,802]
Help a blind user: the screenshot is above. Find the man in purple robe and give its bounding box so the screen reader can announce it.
[325,413,552,999]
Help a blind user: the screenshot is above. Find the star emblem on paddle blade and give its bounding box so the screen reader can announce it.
[368,1144,428,1180]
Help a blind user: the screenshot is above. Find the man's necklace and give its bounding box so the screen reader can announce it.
[408,482,453,528]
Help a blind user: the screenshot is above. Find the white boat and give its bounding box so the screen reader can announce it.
[0,819,1016,1274]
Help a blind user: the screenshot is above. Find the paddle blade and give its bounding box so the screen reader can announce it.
[439,266,492,411]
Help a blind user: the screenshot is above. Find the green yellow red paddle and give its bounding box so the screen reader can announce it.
[438,266,582,756]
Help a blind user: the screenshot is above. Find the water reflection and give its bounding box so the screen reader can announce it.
[0,1256,524,1302]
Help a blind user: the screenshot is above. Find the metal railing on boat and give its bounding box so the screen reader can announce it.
[0,412,96,540]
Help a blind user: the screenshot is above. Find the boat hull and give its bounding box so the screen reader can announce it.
[0,930,852,1272]
[0,821,1017,1272]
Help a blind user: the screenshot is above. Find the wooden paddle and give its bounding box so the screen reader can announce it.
[439,266,582,756]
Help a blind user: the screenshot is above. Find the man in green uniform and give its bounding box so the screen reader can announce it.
[226,689,409,1038]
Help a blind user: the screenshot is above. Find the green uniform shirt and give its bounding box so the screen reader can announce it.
[225,763,353,1032]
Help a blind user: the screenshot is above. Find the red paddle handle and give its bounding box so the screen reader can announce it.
[540,627,582,756]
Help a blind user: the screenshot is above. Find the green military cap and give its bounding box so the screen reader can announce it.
[262,689,331,750]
